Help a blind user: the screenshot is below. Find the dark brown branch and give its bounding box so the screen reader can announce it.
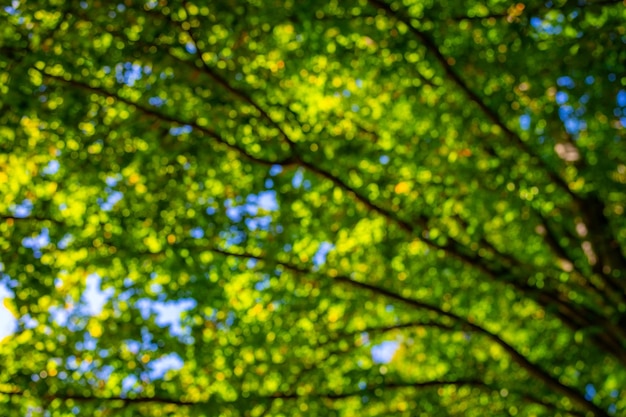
[366,0,579,203]
[0,380,484,405]
[0,215,63,225]
[534,208,625,307]
[42,73,296,168]
[206,246,609,417]
[375,0,626,281]
[146,7,298,154]
[333,275,609,417]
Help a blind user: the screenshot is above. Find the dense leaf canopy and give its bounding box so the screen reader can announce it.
[1,0,625,416]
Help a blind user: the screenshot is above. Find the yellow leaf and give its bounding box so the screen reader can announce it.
[394,181,410,194]
[46,182,58,194]
[38,295,51,310]
[144,236,162,253]
[88,320,103,338]
[3,298,17,318]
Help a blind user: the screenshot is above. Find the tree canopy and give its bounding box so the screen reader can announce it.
[1,0,625,416]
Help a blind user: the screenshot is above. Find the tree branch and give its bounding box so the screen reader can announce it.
[0,379,485,405]
[366,0,578,201]
[42,73,296,168]
[0,215,63,225]
[205,246,610,417]
[145,6,298,154]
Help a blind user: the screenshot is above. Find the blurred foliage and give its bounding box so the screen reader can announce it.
[1,0,625,416]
